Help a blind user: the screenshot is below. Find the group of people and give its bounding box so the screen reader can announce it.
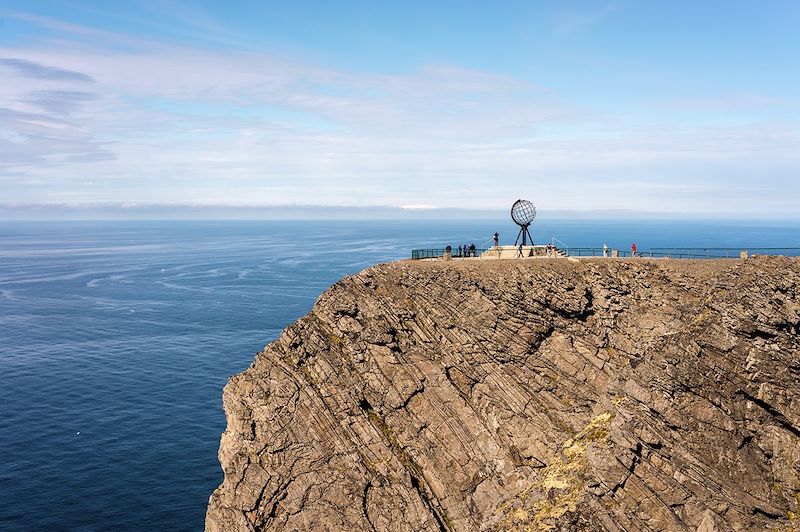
[457,243,477,257]
[445,244,477,257]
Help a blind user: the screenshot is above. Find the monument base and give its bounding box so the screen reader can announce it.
[480,245,559,259]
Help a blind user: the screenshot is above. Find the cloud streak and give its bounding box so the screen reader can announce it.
[0,57,94,82]
[20,89,98,114]
[0,57,112,173]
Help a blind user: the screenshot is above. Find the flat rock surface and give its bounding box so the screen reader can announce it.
[206,257,800,531]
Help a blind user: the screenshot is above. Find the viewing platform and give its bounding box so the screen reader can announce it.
[475,245,567,259]
[411,246,800,261]
[409,199,800,262]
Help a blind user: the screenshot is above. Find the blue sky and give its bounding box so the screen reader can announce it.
[1,1,798,216]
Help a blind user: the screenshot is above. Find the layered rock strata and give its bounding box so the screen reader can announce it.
[207,257,800,531]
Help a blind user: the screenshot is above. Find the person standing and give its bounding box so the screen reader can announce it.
[603,243,608,257]
[493,232,499,248]
[631,242,637,257]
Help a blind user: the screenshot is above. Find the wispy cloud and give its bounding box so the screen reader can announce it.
[0,56,112,172]
[19,90,98,114]
[0,57,94,82]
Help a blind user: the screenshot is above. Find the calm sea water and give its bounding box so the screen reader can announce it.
[2,219,799,531]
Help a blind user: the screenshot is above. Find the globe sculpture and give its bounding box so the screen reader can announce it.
[511,199,536,246]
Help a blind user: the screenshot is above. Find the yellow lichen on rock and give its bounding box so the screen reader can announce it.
[497,411,615,531]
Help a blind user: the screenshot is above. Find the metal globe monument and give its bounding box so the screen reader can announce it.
[511,199,536,246]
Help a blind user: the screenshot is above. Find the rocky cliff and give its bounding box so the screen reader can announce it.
[206,257,800,531]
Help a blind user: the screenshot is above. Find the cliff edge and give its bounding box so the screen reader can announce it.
[206,257,800,531]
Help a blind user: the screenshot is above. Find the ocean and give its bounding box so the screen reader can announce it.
[2,219,799,530]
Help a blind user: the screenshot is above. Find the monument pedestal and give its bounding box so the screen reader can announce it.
[480,245,553,259]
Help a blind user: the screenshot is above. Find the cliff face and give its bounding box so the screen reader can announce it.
[206,258,800,531]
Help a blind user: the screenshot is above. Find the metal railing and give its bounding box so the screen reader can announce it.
[411,248,489,259]
[648,247,800,258]
[568,248,640,257]
[566,248,606,257]
[411,247,800,260]
[551,237,570,255]
[568,247,800,258]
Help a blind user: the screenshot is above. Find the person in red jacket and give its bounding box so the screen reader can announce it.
[631,242,637,256]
